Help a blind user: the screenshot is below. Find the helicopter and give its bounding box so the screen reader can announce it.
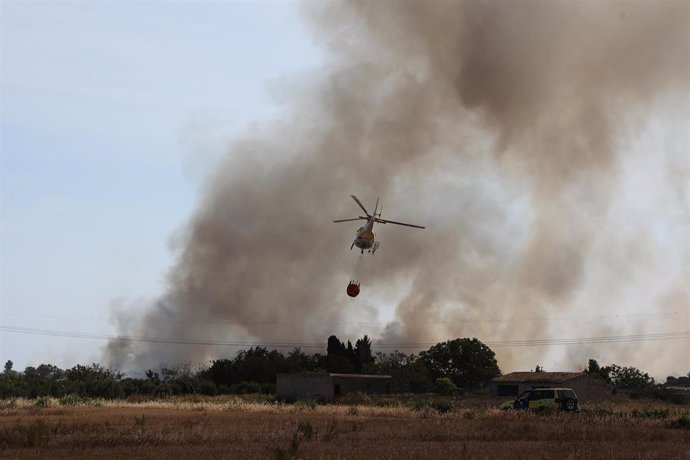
[333,195,425,254]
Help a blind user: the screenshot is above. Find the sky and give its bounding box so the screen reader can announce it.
[1,0,323,370]
[1,1,688,380]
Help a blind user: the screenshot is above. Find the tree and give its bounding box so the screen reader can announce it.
[4,360,13,374]
[585,359,612,384]
[534,365,544,373]
[326,335,354,373]
[374,351,434,393]
[327,335,346,356]
[36,364,63,379]
[346,341,356,366]
[230,347,287,384]
[145,369,161,383]
[586,359,600,374]
[354,336,374,371]
[65,363,123,382]
[586,360,656,392]
[435,377,459,395]
[205,359,232,386]
[63,363,124,398]
[326,335,378,372]
[285,348,321,373]
[605,364,655,392]
[419,338,500,390]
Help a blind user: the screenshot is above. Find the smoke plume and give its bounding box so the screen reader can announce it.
[106,0,689,376]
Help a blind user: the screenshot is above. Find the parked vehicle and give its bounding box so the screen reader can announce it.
[500,388,579,412]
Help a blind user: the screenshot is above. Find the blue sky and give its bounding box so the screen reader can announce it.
[1,0,323,370]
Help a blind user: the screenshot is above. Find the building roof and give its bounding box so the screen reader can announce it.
[276,372,391,379]
[491,372,586,383]
[329,373,391,379]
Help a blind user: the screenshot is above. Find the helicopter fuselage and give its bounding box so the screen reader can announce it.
[334,195,424,255]
[354,219,376,250]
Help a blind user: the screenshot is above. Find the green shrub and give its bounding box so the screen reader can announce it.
[435,377,459,395]
[261,383,276,395]
[233,381,262,394]
[431,399,453,414]
[198,381,217,396]
[408,398,434,418]
[294,399,317,411]
[410,398,432,412]
[59,393,85,406]
[652,387,687,405]
[410,397,452,415]
[667,416,690,430]
[34,397,51,408]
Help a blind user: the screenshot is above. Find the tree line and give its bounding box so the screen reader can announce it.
[583,358,689,404]
[1,336,683,401]
[0,336,500,399]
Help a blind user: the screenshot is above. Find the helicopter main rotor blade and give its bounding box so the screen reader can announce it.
[374,218,425,229]
[333,217,367,223]
[350,195,370,216]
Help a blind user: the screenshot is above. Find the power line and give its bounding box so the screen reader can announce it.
[485,331,690,347]
[1,324,688,349]
[0,310,686,326]
[1,324,322,348]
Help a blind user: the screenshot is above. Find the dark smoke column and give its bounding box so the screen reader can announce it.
[106,1,689,374]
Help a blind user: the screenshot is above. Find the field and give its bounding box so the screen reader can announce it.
[1,396,689,459]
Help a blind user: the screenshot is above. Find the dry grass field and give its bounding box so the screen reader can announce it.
[1,396,688,459]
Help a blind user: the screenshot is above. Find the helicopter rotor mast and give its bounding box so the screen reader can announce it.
[332,195,425,229]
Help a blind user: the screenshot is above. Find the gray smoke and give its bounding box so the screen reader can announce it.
[106,0,689,376]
